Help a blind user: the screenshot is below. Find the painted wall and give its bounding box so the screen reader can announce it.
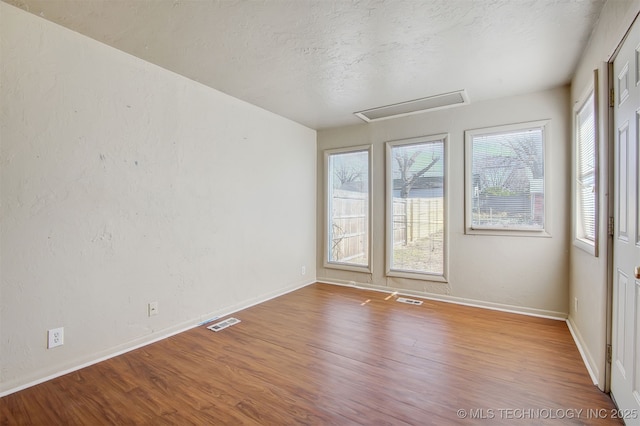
[317,87,571,318]
[0,2,316,394]
[569,0,640,390]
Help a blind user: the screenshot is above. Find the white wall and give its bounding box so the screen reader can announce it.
[569,0,640,390]
[317,87,570,317]
[0,2,316,394]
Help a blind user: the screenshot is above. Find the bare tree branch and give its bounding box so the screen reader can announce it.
[395,151,440,198]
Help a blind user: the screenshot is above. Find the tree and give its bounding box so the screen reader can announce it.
[395,150,440,198]
[475,132,543,195]
[503,133,543,179]
[334,163,363,188]
[332,153,367,192]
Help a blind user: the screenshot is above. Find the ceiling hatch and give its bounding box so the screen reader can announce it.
[354,90,469,122]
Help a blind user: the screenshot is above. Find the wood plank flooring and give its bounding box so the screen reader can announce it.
[1,283,622,425]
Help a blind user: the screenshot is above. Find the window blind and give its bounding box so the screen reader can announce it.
[576,92,596,241]
[470,127,545,230]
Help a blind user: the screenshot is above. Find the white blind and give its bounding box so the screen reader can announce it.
[470,127,544,229]
[576,92,596,241]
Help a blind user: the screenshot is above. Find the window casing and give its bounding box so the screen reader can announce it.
[386,135,447,281]
[465,121,549,236]
[574,82,598,255]
[325,145,372,271]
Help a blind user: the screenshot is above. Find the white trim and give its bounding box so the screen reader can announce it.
[323,144,373,273]
[566,317,600,386]
[0,279,315,397]
[317,278,567,320]
[572,70,600,257]
[386,270,448,282]
[464,119,551,236]
[385,134,448,280]
[574,237,597,256]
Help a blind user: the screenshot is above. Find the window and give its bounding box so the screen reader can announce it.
[465,121,548,234]
[386,135,446,279]
[574,85,598,255]
[325,146,371,271]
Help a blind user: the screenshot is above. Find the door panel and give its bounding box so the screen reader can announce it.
[637,110,640,246]
[619,123,629,239]
[611,14,640,424]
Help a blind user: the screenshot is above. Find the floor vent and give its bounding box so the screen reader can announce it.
[207,317,241,332]
[396,297,423,306]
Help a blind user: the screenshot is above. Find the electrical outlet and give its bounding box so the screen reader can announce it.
[48,327,64,349]
[301,265,306,275]
[148,302,159,317]
[574,297,578,313]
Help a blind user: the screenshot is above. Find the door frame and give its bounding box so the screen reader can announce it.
[605,58,614,395]
[605,10,640,397]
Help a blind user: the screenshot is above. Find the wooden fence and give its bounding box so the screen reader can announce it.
[330,190,443,263]
[330,190,368,263]
[392,197,444,246]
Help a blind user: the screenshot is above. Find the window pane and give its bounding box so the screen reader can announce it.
[327,149,369,267]
[576,92,596,241]
[470,127,545,230]
[389,140,444,275]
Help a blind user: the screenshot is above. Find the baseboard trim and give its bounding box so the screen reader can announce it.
[0,279,315,397]
[317,278,568,320]
[566,317,600,387]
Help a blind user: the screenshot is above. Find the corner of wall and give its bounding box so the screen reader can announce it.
[566,316,602,389]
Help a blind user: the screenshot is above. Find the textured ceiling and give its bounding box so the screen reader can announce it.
[4,0,605,130]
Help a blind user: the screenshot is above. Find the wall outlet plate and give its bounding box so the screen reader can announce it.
[48,327,64,349]
[148,302,159,317]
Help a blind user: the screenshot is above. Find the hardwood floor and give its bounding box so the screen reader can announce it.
[1,283,622,425]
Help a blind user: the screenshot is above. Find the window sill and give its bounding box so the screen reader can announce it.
[386,269,447,283]
[465,228,551,238]
[574,237,597,256]
[324,262,372,274]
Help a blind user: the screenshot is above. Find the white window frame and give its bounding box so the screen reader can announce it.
[573,71,599,256]
[324,145,373,272]
[464,120,551,237]
[385,134,448,282]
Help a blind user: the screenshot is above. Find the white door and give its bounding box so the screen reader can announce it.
[611,15,640,424]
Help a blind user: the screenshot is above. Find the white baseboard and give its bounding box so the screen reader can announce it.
[317,278,568,320]
[0,279,315,397]
[2,277,571,397]
[566,317,600,387]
